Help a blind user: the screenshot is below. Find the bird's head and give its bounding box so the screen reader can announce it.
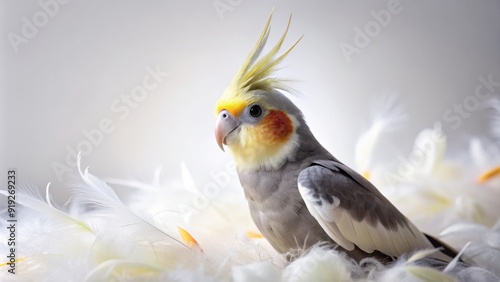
[215,13,305,171]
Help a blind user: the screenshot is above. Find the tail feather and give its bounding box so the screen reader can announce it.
[424,233,463,263]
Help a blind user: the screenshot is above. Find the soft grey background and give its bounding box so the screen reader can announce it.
[1,0,499,202]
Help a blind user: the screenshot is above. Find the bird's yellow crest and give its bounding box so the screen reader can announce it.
[216,11,302,116]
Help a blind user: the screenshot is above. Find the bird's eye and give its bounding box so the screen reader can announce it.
[249,105,262,117]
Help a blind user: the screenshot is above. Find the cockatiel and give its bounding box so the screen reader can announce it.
[214,13,458,263]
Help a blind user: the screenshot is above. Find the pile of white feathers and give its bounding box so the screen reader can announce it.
[1,96,500,282]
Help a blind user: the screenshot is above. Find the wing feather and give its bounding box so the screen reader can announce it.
[300,185,355,250]
[350,212,377,253]
[336,210,359,248]
[298,161,436,259]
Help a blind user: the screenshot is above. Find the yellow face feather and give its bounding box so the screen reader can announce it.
[215,12,302,170]
[215,94,256,118]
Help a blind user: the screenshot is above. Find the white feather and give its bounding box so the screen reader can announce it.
[84,259,165,281]
[441,222,500,277]
[69,154,188,248]
[282,246,355,282]
[355,93,407,172]
[4,118,500,281]
[232,262,281,282]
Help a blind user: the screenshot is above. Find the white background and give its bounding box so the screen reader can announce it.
[1,0,499,202]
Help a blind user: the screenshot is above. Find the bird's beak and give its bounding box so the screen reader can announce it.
[215,110,239,152]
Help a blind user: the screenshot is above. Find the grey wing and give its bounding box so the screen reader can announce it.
[297,160,433,257]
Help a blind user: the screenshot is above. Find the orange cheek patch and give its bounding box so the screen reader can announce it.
[259,110,293,144]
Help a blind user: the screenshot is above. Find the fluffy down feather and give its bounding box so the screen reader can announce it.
[2,106,500,281]
[1,140,500,281]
